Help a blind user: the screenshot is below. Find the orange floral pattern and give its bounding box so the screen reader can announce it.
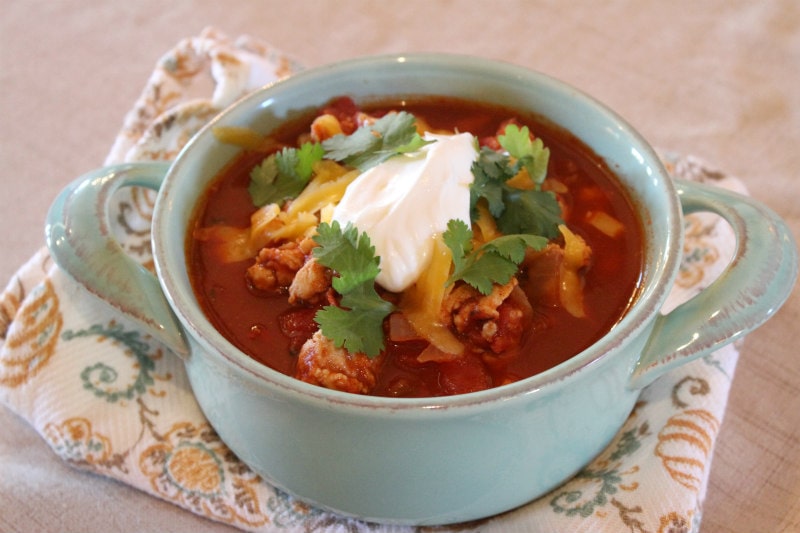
[0,279,62,388]
[656,409,720,492]
[140,422,270,528]
[676,215,721,288]
[44,417,115,466]
[658,511,692,533]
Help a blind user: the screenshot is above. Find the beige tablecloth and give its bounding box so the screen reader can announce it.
[1,2,798,532]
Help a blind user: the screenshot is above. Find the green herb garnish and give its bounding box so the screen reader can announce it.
[322,111,432,171]
[470,125,562,238]
[312,221,395,357]
[443,219,548,295]
[245,110,564,350]
[498,124,549,186]
[248,142,325,207]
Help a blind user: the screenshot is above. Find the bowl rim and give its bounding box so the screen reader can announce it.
[153,52,681,412]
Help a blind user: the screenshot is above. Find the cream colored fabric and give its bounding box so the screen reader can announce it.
[1,3,798,532]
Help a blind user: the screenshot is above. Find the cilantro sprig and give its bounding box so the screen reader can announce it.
[322,111,432,171]
[248,111,431,207]
[312,221,395,357]
[243,107,567,351]
[443,219,548,295]
[249,142,325,207]
[498,124,549,186]
[470,124,562,238]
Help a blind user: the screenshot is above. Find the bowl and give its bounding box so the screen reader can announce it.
[45,53,797,525]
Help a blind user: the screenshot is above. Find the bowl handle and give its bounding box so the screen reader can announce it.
[45,162,189,358]
[628,179,798,389]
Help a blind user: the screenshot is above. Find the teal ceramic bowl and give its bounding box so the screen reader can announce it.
[46,54,797,525]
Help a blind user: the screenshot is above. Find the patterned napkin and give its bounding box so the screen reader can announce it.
[0,29,748,533]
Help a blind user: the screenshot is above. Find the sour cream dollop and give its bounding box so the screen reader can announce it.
[331,132,478,292]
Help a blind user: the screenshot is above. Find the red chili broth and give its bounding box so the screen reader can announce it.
[188,97,644,397]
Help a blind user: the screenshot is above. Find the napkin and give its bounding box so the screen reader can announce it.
[0,28,746,533]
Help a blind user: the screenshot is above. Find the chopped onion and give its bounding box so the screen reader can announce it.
[586,210,625,238]
[388,313,420,342]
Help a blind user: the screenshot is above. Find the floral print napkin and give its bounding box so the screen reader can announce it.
[0,29,746,533]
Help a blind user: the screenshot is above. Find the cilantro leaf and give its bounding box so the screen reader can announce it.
[443,219,548,295]
[322,111,432,171]
[314,282,394,356]
[469,142,563,238]
[498,188,563,239]
[453,251,520,295]
[248,142,324,206]
[442,218,474,276]
[294,141,326,181]
[248,156,281,206]
[312,221,394,357]
[469,147,510,218]
[481,233,548,263]
[313,221,381,294]
[497,124,550,185]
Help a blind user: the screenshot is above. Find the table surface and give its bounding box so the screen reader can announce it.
[2,2,798,532]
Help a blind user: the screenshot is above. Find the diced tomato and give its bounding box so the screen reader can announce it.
[321,96,360,134]
[278,307,319,354]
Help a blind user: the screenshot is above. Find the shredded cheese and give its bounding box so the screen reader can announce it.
[399,235,464,356]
